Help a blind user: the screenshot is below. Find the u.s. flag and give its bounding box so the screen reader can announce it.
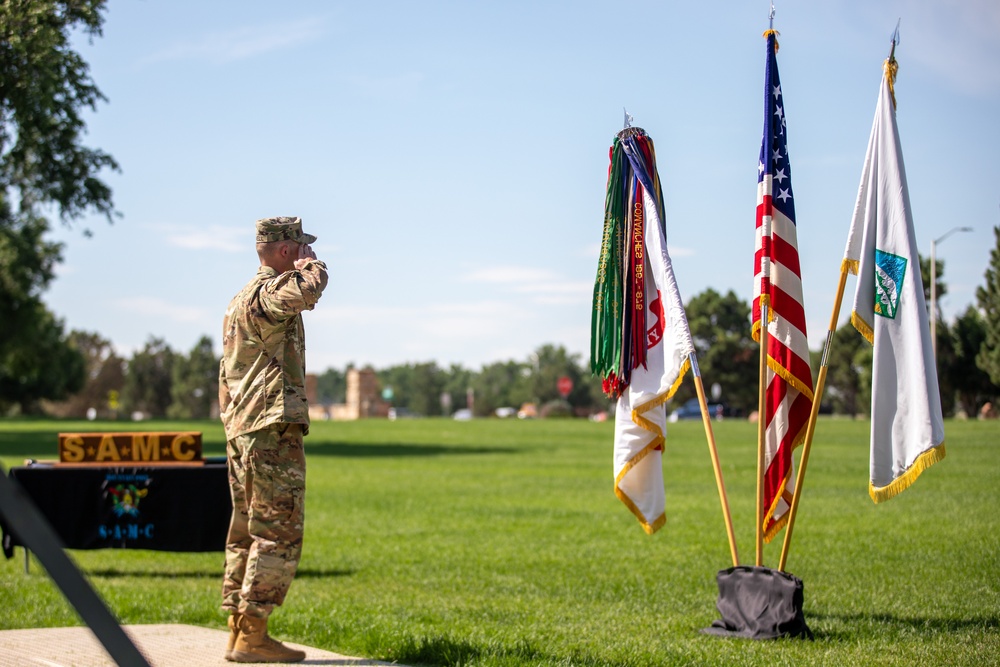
[751,30,814,542]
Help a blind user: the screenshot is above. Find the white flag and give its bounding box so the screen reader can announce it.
[613,189,695,533]
[843,62,945,503]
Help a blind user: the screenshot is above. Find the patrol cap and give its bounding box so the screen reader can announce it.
[255,216,317,244]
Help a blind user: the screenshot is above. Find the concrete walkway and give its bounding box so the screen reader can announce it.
[0,624,394,666]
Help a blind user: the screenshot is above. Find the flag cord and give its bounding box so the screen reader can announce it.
[691,353,740,567]
[755,302,769,567]
[778,266,849,572]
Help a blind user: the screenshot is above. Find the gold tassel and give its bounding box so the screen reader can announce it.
[884,56,899,109]
[762,29,780,51]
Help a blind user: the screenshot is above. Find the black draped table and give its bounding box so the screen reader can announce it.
[1,460,232,558]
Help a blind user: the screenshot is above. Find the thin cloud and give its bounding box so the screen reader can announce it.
[464,265,592,304]
[512,280,592,306]
[148,223,246,253]
[113,297,206,323]
[317,299,528,342]
[463,266,559,284]
[511,281,592,295]
[138,17,326,67]
[322,300,524,325]
[667,245,696,258]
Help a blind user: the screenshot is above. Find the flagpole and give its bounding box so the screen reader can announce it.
[755,303,768,567]
[778,265,849,571]
[690,353,740,567]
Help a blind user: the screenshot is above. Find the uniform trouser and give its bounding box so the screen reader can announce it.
[221,422,306,619]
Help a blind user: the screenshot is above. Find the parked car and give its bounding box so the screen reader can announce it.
[668,398,726,422]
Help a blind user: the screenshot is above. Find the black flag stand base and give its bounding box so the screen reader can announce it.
[702,566,813,640]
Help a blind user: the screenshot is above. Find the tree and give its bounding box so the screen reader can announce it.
[122,337,175,418]
[168,336,218,419]
[406,362,446,416]
[43,329,124,418]
[0,1,118,407]
[0,1,117,226]
[932,318,957,418]
[315,365,348,405]
[682,289,757,415]
[918,253,946,317]
[471,360,530,417]
[442,363,473,414]
[950,305,995,417]
[918,252,955,415]
[976,227,1000,385]
[821,322,869,417]
[377,361,446,416]
[0,301,84,414]
[524,344,598,415]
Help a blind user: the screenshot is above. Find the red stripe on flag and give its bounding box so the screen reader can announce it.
[769,284,808,338]
[767,336,814,395]
[771,232,802,277]
[763,373,789,431]
[756,197,772,225]
[763,389,811,522]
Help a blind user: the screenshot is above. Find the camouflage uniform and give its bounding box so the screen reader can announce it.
[219,216,328,619]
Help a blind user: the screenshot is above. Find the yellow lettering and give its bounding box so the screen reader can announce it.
[96,435,121,462]
[171,434,196,461]
[132,434,160,461]
[62,436,85,462]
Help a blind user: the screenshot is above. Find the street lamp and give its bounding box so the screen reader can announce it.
[930,226,973,360]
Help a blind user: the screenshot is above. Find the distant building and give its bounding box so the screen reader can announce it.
[308,367,389,421]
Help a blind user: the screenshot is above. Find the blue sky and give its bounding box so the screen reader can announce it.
[45,0,1000,372]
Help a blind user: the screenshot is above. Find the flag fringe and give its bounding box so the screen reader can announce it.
[633,357,692,433]
[612,358,692,535]
[613,439,667,535]
[763,475,790,542]
[761,419,809,543]
[842,257,859,276]
[869,443,946,503]
[751,295,774,344]
[764,513,787,543]
[747,331,816,399]
[767,356,814,402]
[851,310,875,345]
[612,440,668,533]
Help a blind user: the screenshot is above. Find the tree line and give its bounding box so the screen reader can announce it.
[15,241,1000,421]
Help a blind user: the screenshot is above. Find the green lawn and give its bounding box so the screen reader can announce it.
[1,416,998,666]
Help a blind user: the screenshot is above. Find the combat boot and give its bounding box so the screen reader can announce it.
[224,613,242,661]
[230,614,306,663]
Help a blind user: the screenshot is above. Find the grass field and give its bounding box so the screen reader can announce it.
[1,416,998,666]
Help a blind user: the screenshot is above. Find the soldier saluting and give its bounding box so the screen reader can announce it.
[218,216,328,663]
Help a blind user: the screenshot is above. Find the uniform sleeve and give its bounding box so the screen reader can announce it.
[258,260,329,321]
